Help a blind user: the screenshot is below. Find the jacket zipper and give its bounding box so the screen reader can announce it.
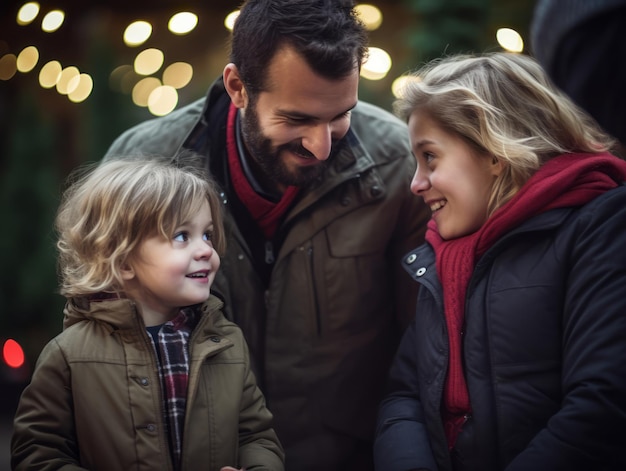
[264,240,275,264]
[307,246,322,335]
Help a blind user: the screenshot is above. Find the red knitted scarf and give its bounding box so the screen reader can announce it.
[425,152,626,449]
[226,103,299,239]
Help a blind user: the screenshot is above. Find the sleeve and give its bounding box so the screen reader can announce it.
[11,339,87,471]
[236,338,285,471]
[374,320,437,471]
[505,190,626,470]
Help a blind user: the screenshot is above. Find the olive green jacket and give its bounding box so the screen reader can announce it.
[103,78,430,470]
[11,295,284,471]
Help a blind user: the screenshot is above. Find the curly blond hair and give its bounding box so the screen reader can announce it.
[56,157,225,298]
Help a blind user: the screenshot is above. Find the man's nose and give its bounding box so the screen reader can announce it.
[302,124,333,161]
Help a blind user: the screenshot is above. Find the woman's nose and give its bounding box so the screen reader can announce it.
[410,165,430,196]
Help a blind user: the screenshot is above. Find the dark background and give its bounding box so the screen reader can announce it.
[0,0,535,467]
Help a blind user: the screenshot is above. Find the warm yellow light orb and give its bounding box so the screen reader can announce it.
[134,48,164,76]
[361,47,392,80]
[41,10,65,33]
[496,28,524,53]
[355,4,382,31]
[168,12,198,35]
[124,21,152,47]
[17,2,40,25]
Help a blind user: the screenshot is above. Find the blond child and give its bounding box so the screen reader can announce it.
[11,158,284,471]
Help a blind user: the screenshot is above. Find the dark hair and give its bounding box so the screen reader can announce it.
[230,0,368,94]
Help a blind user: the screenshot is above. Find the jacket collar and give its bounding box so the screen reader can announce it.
[62,294,225,333]
[181,77,384,207]
[402,206,576,285]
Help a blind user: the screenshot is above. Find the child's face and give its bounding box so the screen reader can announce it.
[122,200,220,322]
[408,110,502,240]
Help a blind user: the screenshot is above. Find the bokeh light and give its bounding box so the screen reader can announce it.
[56,66,80,95]
[355,4,383,31]
[168,12,198,35]
[163,62,193,89]
[134,48,164,76]
[16,46,39,73]
[67,73,93,103]
[17,2,40,25]
[148,85,178,116]
[361,47,392,80]
[3,339,25,369]
[124,21,152,47]
[496,28,524,53]
[224,11,239,31]
[0,54,18,80]
[132,76,161,106]
[38,60,62,88]
[41,9,65,33]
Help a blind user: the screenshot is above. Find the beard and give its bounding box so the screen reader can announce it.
[240,101,345,188]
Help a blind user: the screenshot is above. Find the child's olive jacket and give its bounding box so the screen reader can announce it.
[11,295,284,471]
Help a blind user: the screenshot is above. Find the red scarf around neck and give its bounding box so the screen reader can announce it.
[426,152,626,449]
[226,103,299,239]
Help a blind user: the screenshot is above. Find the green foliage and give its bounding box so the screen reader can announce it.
[0,92,65,361]
[400,0,535,70]
[401,0,490,67]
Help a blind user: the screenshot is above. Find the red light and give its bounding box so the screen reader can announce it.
[3,339,25,368]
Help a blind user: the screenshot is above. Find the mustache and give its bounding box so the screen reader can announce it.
[280,139,346,160]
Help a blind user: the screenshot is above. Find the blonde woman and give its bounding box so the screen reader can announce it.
[11,158,284,471]
[374,53,626,471]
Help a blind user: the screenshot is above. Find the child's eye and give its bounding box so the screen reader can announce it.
[173,232,189,242]
[203,231,213,242]
[424,151,435,163]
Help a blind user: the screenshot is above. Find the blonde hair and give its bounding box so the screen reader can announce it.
[56,158,226,298]
[394,52,615,215]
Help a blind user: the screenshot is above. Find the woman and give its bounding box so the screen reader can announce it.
[374,52,626,471]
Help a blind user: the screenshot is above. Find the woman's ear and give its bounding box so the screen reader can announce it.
[223,63,248,109]
[491,156,505,177]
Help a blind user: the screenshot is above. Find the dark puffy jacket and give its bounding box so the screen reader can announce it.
[375,185,626,471]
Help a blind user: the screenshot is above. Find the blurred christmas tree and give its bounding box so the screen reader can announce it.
[400,0,535,68]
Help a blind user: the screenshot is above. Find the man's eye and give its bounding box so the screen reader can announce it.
[173,232,188,242]
[287,117,308,125]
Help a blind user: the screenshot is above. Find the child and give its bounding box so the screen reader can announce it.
[11,158,284,471]
[374,52,626,471]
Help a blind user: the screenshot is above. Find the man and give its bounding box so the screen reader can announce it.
[105,0,430,469]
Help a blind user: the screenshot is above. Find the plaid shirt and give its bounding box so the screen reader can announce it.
[147,306,201,470]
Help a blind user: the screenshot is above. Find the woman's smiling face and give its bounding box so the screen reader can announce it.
[408,110,502,240]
